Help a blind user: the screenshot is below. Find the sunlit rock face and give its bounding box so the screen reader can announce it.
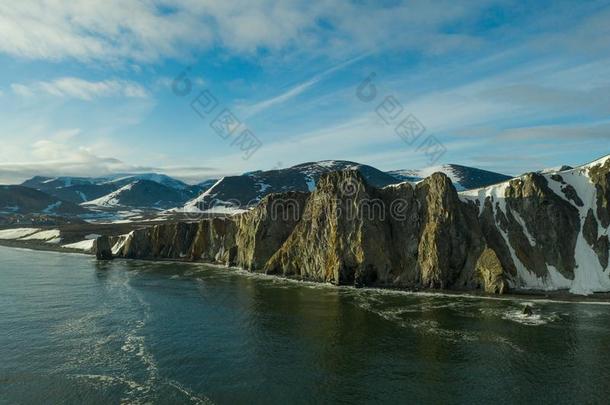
[263,170,484,289]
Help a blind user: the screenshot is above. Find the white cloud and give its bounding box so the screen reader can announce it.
[0,1,212,63]
[11,77,148,100]
[0,137,222,184]
[0,0,501,64]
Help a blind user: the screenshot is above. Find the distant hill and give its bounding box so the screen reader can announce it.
[21,173,204,208]
[181,160,401,212]
[0,185,89,215]
[81,179,201,210]
[14,163,514,217]
[387,164,512,191]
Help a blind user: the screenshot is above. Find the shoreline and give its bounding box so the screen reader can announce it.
[2,240,610,304]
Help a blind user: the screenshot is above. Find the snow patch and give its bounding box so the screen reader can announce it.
[63,239,95,252]
[20,229,61,242]
[0,228,41,239]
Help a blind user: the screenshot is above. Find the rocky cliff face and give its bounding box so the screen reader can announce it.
[461,155,610,294]
[112,192,308,269]
[98,155,610,295]
[262,170,486,289]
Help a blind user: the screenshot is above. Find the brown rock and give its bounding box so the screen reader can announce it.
[475,247,507,294]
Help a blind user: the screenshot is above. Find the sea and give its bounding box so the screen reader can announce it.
[1,245,610,404]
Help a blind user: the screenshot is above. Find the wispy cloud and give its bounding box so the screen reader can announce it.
[11,77,148,100]
[497,122,610,141]
[240,55,367,117]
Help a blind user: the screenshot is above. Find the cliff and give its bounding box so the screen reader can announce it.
[97,155,610,295]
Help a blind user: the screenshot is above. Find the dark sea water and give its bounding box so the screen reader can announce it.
[2,246,610,404]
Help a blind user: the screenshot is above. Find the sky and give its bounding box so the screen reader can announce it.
[0,0,609,184]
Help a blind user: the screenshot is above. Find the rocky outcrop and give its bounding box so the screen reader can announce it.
[94,235,113,260]
[119,222,200,260]
[415,173,484,289]
[477,199,518,285]
[190,217,238,264]
[235,192,308,271]
[503,173,580,280]
[111,192,308,269]
[475,247,507,294]
[264,170,395,284]
[94,155,610,295]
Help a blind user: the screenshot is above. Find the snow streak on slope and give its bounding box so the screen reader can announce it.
[82,183,136,207]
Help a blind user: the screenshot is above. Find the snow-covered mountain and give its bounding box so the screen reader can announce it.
[21,173,204,207]
[0,185,89,216]
[388,164,512,191]
[81,180,200,210]
[100,173,192,190]
[181,160,401,212]
[460,155,610,295]
[14,163,513,217]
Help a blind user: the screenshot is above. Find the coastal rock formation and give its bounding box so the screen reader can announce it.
[503,173,580,280]
[461,155,610,294]
[113,192,308,269]
[96,155,610,295]
[265,170,396,284]
[106,170,486,290]
[263,171,485,289]
[415,173,484,289]
[235,192,308,271]
[190,218,237,264]
[94,235,113,260]
[475,247,507,294]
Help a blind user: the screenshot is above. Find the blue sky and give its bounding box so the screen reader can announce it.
[0,0,609,184]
